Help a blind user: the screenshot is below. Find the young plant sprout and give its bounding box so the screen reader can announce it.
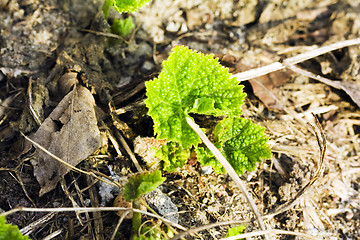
[123,170,171,239]
[102,0,151,37]
[145,46,271,174]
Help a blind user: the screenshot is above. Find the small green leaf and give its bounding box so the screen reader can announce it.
[217,117,271,174]
[133,222,169,240]
[111,17,135,37]
[124,170,166,201]
[102,0,112,19]
[0,216,30,240]
[112,0,151,13]
[198,117,271,174]
[156,141,190,172]
[196,143,224,173]
[226,225,247,238]
[145,46,246,149]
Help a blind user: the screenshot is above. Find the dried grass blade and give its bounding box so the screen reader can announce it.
[0,207,187,231]
[234,38,360,82]
[185,117,269,238]
[265,114,326,218]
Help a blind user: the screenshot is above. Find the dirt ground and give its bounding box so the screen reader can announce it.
[1,0,360,239]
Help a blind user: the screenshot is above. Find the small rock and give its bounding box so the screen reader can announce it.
[97,167,127,206]
[83,199,91,207]
[141,61,154,72]
[201,166,213,174]
[144,188,179,224]
[179,23,188,34]
[166,21,180,33]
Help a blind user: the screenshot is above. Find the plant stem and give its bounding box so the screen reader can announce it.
[186,117,271,240]
[102,0,113,19]
[131,199,142,239]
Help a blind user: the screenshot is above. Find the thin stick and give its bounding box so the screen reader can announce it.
[234,38,360,82]
[286,64,360,107]
[60,178,84,225]
[0,207,187,231]
[186,117,269,238]
[20,212,56,235]
[41,229,63,240]
[265,114,326,219]
[27,77,42,126]
[79,28,125,40]
[221,229,323,240]
[114,129,143,172]
[110,210,132,240]
[106,129,123,157]
[171,220,250,240]
[15,171,37,208]
[286,65,342,89]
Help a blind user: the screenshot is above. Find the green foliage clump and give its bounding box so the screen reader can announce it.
[197,117,271,174]
[133,223,169,240]
[145,46,246,149]
[122,170,168,240]
[124,170,165,201]
[145,46,271,174]
[226,224,247,238]
[155,142,190,172]
[109,0,151,13]
[111,17,135,37]
[0,216,30,240]
[102,0,149,37]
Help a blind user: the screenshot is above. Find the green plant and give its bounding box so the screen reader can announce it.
[226,224,247,238]
[124,170,165,201]
[111,17,136,37]
[145,46,271,174]
[103,0,150,37]
[103,0,151,19]
[123,170,169,240]
[108,0,152,14]
[0,216,30,240]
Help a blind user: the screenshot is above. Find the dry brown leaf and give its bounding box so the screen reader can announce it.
[237,55,291,110]
[31,86,101,196]
[337,81,360,107]
[247,71,289,110]
[217,53,290,110]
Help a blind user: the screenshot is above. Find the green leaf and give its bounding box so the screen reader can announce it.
[198,117,271,174]
[156,141,190,172]
[226,225,247,238]
[145,46,246,149]
[111,0,151,13]
[102,0,112,19]
[0,216,30,240]
[124,170,166,201]
[133,222,169,240]
[111,17,135,37]
[196,143,224,173]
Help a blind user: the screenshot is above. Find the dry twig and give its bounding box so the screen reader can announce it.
[221,229,323,240]
[0,207,187,231]
[234,38,360,82]
[171,220,250,240]
[186,117,270,239]
[266,114,326,218]
[20,212,56,235]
